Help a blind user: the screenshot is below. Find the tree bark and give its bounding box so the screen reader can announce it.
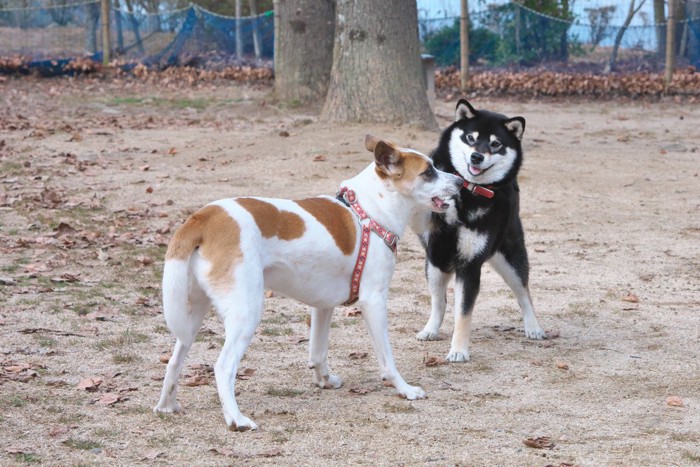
[274,0,335,104]
[665,0,676,90]
[249,0,262,59]
[321,0,436,129]
[605,0,646,74]
[460,0,469,92]
[654,0,666,57]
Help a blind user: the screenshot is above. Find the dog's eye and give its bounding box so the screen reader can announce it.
[466,134,475,144]
[421,166,437,179]
[490,140,502,151]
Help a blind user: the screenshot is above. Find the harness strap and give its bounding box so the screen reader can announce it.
[337,187,399,305]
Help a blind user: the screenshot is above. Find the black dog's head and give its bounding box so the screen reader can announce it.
[436,99,526,186]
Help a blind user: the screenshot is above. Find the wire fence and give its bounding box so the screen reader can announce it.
[0,1,698,76]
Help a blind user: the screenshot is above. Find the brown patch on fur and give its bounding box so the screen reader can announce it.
[165,204,242,291]
[296,198,356,255]
[237,197,305,240]
[400,152,430,181]
[374,150,430,184]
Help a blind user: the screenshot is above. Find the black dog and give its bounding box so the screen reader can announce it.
[414,99,545,361]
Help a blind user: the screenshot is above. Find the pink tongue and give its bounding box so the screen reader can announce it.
[470,165,482,175]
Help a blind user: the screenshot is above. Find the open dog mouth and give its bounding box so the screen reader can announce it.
[431,196,450,212]
[468,164,488,176]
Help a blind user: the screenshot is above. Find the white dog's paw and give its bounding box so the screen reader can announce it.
[446,350,470,363]
[416,329,440,341]
[228,415,258,432]
[524,325,546,340]
[398,384,427,400]
[153,401,181,414]
[317,374,343,389]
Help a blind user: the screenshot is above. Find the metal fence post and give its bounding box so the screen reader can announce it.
[101,0,111,65]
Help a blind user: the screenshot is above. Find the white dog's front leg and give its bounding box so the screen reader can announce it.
[361,297,426,400]
[308,307,342,389]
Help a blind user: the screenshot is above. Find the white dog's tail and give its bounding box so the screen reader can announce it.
[161,213,206,341]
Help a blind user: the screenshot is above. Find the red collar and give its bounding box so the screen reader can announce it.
[336,187,398,305]
[454,171,494,199]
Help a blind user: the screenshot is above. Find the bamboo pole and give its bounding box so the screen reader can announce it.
[101,0,110,65]
[460,0,469,92]
[664,0,676,90]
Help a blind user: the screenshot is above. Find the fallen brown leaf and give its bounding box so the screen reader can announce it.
[622,293,639,303]
[313,155,327,162]
[159,353,171,364]
[424,356,449,367]
[236,368,256,380]
[348,352,368,360]
[523,436,555,449]
[349,387,371,395]
[96,393,124,405]
[556,361,569,370]
[666,396,684,407]
[344,308,362,317]
[182,375,209,387]
[77,377,103,391]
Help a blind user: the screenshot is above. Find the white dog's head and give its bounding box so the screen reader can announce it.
[365,134,463,213]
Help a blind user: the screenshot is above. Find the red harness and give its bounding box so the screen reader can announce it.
[337,187,398,306]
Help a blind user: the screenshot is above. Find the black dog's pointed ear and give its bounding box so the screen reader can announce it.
[455,99,477,121]
[505,117,525,140]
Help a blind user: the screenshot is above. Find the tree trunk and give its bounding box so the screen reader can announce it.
[274,0,335,104]
[654,0,666,57]
[689,0,700,65]
[236,0,243,59]
[460,0,469,92]
[249,0,261,59]
[665,0,677,90]
[101,0,111,64]
[114,0,125,53]
[605,0,646,74]
[321,0,436,129]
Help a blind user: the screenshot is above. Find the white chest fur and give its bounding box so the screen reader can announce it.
[457,227,489,262]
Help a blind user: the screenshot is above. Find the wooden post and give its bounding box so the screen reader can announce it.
[460,0,469,92]
[664,0,676,90]
[235,0,243,59]
[101,0,110,65]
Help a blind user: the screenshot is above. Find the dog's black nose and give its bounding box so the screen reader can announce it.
[471,152,484,164]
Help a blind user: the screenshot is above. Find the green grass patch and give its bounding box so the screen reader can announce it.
[2,395,27,408]
[62,437,102,451]
[266,387,304,398]
[96,329,149,350]
[13,453,42,463]
[382,401,417,413]
[106,96,213,110]
[260,326,293,336]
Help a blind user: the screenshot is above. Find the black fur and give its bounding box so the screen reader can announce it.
[418,99,543,360]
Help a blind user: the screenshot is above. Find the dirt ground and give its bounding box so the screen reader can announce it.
[1,76,699,466]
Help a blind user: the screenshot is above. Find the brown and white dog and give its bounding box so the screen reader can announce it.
[154,135,463,430]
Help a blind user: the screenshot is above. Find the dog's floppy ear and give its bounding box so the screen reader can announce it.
[365,134,381,152]
[455,99,477,121]
[373,140,402,177]
[504,117,525,141]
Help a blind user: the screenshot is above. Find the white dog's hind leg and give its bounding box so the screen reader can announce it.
[213,272,264,432]
[416,263,453,341]
[155,267,210,414]
[308,307,342,389]
[362,298,426,400]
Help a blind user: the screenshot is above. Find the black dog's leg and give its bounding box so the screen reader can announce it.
[488,240,545,339]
